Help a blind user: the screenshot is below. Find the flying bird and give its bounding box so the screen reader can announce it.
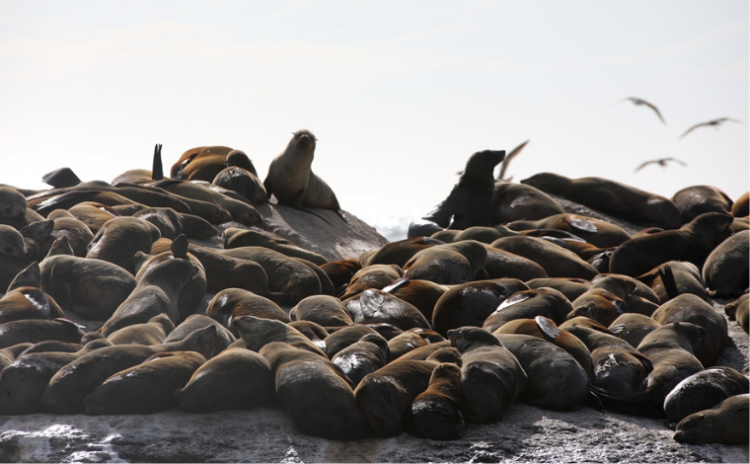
[496,139,530,182]
[679,118,742,138]
[634,157,687,172]
[621,97,666,124]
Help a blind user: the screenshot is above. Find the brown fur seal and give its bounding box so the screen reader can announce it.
[176,347,276,413]
[664,366,749,423]
[0,285,64,324]
[449,327,527,423]
[609,212,733,277]
[702,229,749,298]
[507,213,631,248]
[608,313,661,348]
[205,288,289,335]
[673,394,749,444]
[322,325,380,358]
[481,244,549,281]
[289,294,354,327]
[222,227,327,265]
[22,213,94,258]
[359,237,444,268]
[0,225,32,293]
[638,261,708,303]
[482,287,573,333]
[490,235,598,280]
[526,277,591,301]
[568,287,631,327]
[495,333,590,410]
[164,314,235,358]
[263,129,345,223]
[408,149,506,236]
[84,351,206,414]
[339,264,403,300]
[731,192,749,217]
[86,216,162,274]
[672,185,734,223]
[0,318,84,349]
[386,328,445,362]
[432,278,529,336]
[0,351,79,414]
[381,277,448,321]
[0,186,32,230]
[170,145,233,181]
[232,315,326,357]
[320,259,363,296]
[212,150,267,204]
[406,362,465,440]
[724,293,749,333]
[106,313,175,345]
[403,240,487,285]
[520,172,683,229]
[491,181,565,223]
[343,288,431,331]
[331,333,389,387]
[66,202,119,235]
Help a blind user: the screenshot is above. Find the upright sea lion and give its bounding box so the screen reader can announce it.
[609,212,733,277]
[520,173,683,229]
[408,149,506,236]
[407,362,465,440]
[491,181,565,224]
[263,129,345,223]
[702,229,749,298]
[672,185,734,223]
[673,394,750,445]
[663,367,749,423]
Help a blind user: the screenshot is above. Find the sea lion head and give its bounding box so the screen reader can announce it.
[290,129,317,152]
[0,187,27,220]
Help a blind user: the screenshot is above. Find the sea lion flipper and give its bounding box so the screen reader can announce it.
[534,315,561,339]
[658,264,679,300]
[292,189,332,224]
[171,234,189,259]
[152,144,164,181]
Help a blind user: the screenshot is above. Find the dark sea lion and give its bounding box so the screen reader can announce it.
[39,325,217,414]
[320,258,363,295]
[482,287,573,333]
[205,288,289,335]
[232,315,326,357]
[212,150,267,204]
[491,181,565,223]
[608,313,661,348]
[520,173,682,229]
[323,325,380,359]
[724,293,749,333]
[650,293,728,367]
[495,333,590,410]
[331,333,389,387]
[132,207,185,239]
[0,186,31,229]
[638,261,708,303]
[106,313,175,345]
[0,351,79,414]
[702,229,749,298]
[449,327,527,423]
[403,240,487,285]
[591,274,660,312]
[0,225,32,293]
[407,362,465,440]
[359,237,444,268]
[507,213,631,248]
[171,145,233,181]
[664,366,749,422]
[481,244,549,281]
[568,287,631,327]
[490,235,599,280]
[176,347,276,413]
[525,277,591,301]
[381,277,448,321]
[343,288,431,331]
[559,316,611,333]
[731,191,749,217]
[609,212,733,277]
[66,202,119,235]
[432,278,529,336]
[289,294,354,328]
[19,340,80,356]
[450,226,518,244]
[673,394,749,445]
[164,314,235,358]
[0,286,64,324]
[339,264,403,300]
[263,129,345,223]
[408,149,506,236]
[23,213,94,258]
[86,216,162,274]
[387,328,445,362]
[223,227,327,265]
[84,351,206,415]
[672,185,734,223]
[287,320,330,352]
[0,318,84,349]
[260,341,370,440]
[430,229,461,242]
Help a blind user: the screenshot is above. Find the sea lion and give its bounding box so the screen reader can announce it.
[0,186,31,229]
[407,363,465,440]
[359,237,444,268]
[343,288,431,332]
[86,216,162,274]
[481,244,549,281]
[323,325,381,359]
[260,341,370,440]
[673,394,750,445]
[22,213,94,258]
[490,235,598,280]
[232,315,326,357]
[132,207,185,239]
[408,149,506,236]
[287,320,330,352]
[672,185,734,223]
[387,328,445,362]
[339,264,403,300]
[507,213,631,248]
[724,293,749,333]
[664,366,749,422]
[495,333,590,410]
[448,327,527,423]
[0,286,64,324]
[18,340,81,356]
[0,225,32,293]
[403,240,488,285]
[66,202,119,235]
[449,226,519,244]
[39,325,217,414]
[491,181,565,223]
[163,314,235,358]
[205,288,289,335]
[0,351,79,414]
[568,287,631,327]
[731,192,749,217]
[263,129,345,223]
[381,277,448,321]
[482,287,573,333]
[84,351,207,415]
[525,277,591,301]
[608,313,661,348]
[650,293,728,367]
[222,227,327,266]
[702,229,749,298]
[176,347,276,413]
[289,294,354,328]
[170,145,233,181]
[106,313,175,345]
[320,258,363,296]
[638,261,708,303]
[609,212,733,277]
[212,150,267,204]
[591,274,660,315]
[0,318,84,349]
[432,278,529,336]
[331,333,389,387]
[520,173,683,229]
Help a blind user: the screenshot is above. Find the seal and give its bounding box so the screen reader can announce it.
[525,277,591,301]
[673,394,749,445]
[176,347,276,413]
[482,287,573,333]
[331,332,389,386]
[567,287,631,327]
[403,240,488,285]
[289,294,354,328]
[84,351,207,415]
[0,318,84,349]
[731,191,749,217]
[702,229,749,298]
[382,277,448,321]
[232,315,326,357]
[106,313,175,346]
[0,350,79,414]
[448,327,527,423]
[408,149,506,236]
[212,150,268,204]
[490,235,598,280]
[491,181,565,224]
[638,261,708,303]
[85,216,162,274]
[24,212,95,258]
[205,288,289,336]
[609,212,734,277]
[170,145,234,181]
[320,258,363,296]
[0,285,64,324]
[672,185,734,223]
[482,244,549,281]
[287,320,330,352]
[507,213,631,248]
[663,366,749,423]
[342,288,431,331]
[432,278,529,336]
[0,186,31,230]
[0,224,32,292]
[323,324,381,358]
[387,327,445,362]
[222,227,327,266]
[340,264,403,300]
[724,293,749,333]
[406,362,465,440]
[520,172,683,229]
[263,129,346,223]
[359,237,444,268]
[66,202,119,235]
[608,313,661,348]
[164,314,236,358]
[495,333,590,410]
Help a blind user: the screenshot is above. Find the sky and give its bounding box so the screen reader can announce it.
[1,0,748,239]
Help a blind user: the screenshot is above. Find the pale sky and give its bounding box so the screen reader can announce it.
[1,0,748,234]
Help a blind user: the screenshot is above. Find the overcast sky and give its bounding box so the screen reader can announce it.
[1,0,747,229]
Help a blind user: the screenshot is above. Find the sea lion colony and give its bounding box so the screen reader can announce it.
[0,129,747,446]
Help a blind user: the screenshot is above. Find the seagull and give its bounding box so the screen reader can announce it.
[621,97,666,124]
[634,157,687,172]
[679,118,742,138]
[496,139,530,182]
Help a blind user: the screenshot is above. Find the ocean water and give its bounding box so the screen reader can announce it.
[350,208,422,243]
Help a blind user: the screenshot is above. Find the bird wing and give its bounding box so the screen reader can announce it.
[680,122,707,138]
[634,160,654,172]
[666,157,687,167]
[497,139,530,181]
[641,100,666,124]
